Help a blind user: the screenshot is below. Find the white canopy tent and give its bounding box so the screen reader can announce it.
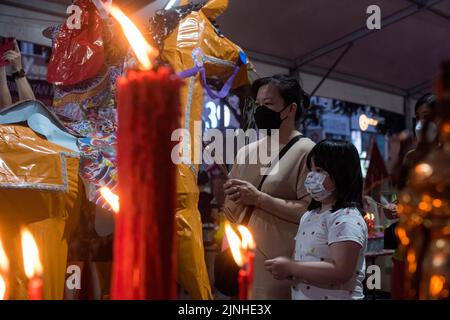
[138,0,450,129]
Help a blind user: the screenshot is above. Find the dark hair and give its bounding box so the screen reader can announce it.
[251,74,310,121]
[306,140,363,213]
[414,93,436,114]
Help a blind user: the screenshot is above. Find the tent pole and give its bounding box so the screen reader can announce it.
[407,0,450,22]
[245,49,295,69]
[404,94,414,132]
[407,80,433,98]
[310,43,353,96]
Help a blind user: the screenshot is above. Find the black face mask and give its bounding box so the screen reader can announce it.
[254,105,288,135]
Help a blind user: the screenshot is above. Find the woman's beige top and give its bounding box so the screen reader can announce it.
[223,135,315,299]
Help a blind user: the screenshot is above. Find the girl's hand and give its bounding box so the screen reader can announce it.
[264,257,293,280]
[2,40,22,72]
[383,203,398,219]
[224,179,261,206]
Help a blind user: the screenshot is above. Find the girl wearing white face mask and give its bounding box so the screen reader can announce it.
[265,140,368,300]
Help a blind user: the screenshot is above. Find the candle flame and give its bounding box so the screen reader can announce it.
[21,228,43,278]
[429,275,446,297]
[100,187,120,213]
[0,238,8,301]
[364,212,375,221]
[237,225,255,250]
[396,226,410,246]
[415,163,433,178]
[225,222,244,267]
[0,239,8,272]
[109,6,157,70]
[0,275,6,300]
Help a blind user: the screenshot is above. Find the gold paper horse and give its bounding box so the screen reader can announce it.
[155,0,251,299]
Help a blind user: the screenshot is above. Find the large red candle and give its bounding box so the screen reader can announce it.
[108,5,181,300]
[112,67,181,299]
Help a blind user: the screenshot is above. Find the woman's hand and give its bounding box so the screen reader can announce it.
[264,257,293,280]
[224,179,261,206]
[2,40,35,102]
[0,63,12,108]
[2,40,22,72]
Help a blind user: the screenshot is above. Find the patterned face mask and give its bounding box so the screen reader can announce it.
[304,171,335,202]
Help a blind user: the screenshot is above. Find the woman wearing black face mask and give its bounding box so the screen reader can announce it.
[221,74,315,299]
[252,77,303,138]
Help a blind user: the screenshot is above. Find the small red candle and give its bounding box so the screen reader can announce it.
[28,277,43,301]
[21,228,43,300]
[108,6,181,300]
[238,269,247,300]
[238,226,255,300]
[226,223,256,300]
[245,250,255,299]
[364,213,376,236]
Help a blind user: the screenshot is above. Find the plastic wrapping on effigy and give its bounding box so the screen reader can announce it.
[156,1,250,89]
[47,0,105,86]
[45,9,127,211]
[0,101,82,227]
[0,101,83,299]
